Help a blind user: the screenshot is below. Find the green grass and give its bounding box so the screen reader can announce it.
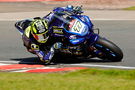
[1,69,135,90]
[124,6,135,10]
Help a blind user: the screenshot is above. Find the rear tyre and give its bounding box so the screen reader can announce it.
[94,36,123,62]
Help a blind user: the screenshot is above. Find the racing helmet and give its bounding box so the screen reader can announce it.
[31,19,49,43]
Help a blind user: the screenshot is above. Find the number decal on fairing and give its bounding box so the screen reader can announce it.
[70,20,85,34]
[73,21,82,32]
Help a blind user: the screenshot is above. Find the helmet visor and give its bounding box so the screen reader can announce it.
[32,31,49,43]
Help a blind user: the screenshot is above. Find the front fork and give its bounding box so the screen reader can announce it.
[86,33,104,57]
[88,34,107,58]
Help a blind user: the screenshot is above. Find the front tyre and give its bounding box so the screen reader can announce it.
[94,37,123,62]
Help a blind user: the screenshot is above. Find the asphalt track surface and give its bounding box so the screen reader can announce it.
[0,2,135,69]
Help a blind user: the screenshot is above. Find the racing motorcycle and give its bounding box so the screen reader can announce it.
[46,6,123,62]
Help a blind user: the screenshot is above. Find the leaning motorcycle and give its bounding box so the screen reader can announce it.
[45,7,123,62]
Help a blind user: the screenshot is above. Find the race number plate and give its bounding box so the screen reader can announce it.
[70,19,86,35]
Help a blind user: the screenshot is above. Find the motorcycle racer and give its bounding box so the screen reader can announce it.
[15,17,62,64]
[15,5,123,63]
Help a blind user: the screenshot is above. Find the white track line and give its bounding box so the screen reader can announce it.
[0,61,39,64]
[1,60,135,70]
[67,64,135,69]
[0,61,19,63]
[0,63,10,66]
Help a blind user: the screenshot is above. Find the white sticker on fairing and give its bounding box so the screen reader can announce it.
[70,20,86,35]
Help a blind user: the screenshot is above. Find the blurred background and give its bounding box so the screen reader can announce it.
[0,0,135,13]
[44,0,135,9]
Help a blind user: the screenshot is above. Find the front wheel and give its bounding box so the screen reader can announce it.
[93,37,123,62]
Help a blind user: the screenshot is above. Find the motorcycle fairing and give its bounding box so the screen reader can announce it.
[46,13,99,45]
[70,15,93,31]
[81,15,93,31]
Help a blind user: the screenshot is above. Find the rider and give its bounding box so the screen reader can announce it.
[15,17,62,64]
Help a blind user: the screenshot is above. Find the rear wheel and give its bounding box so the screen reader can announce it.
[93,36,123,62]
